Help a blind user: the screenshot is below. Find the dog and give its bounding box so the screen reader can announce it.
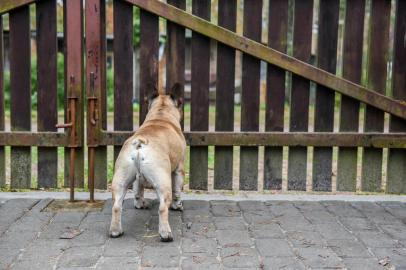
[109,84,185,242]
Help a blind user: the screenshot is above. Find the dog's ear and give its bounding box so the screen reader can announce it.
[169,83,183,108]
[145,84,159,107]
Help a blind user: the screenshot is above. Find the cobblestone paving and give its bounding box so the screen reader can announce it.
[0,198,406,269]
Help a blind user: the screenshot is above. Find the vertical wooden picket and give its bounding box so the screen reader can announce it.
[0,17,4,187]
[287,0,313,191]
[214,0,236,190]
[361,0,391,192]
[387,0,406,194]
[264,0,288,190]
[36,0,58,188]
[240,0,262,191]
[166,0,185,126]
[139,10,159,124]
[0,15,6,188]
[312,0,339,191]
[64,0,84,188]
[189,0,210,190]
[337,0,365,191]
[94,0,108,189]
[113,0,133,162]
[10,6,31,189]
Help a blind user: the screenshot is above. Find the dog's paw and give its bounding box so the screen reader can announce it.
[159,230,173,242]
[134,199,148,209]
[170,200,183,211]
[109,229,124,238]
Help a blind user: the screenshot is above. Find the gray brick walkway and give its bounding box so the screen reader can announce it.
[0,198,405,269]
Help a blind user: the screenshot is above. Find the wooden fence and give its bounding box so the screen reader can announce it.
[0,0,405,195]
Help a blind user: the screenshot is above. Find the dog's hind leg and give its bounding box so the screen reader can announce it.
[109,151,137,238]
[157,182,173,242]
[171,162,184,211]
[133,176,147,209]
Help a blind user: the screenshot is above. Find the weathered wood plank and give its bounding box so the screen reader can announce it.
[189,0,210,190]
[312,0,339,192]
[387,0,406,194]
[36,0,58,188]
[64,0,84,188]
[95,0,107,189]
[166,0,185,128]
[239,0,262,191]
[124,0,406,121]
[264,0,288,190]
[139,10,159,124]
[361,0,391,192]
[337,0,365,191]
[287,0,313,191]
[10,6,31,189]
[0,17,4,187]
[113,0,133,162]
[214,0,236,190]
[0,0,38,14]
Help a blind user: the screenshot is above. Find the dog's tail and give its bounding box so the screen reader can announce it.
[132,136,148,150]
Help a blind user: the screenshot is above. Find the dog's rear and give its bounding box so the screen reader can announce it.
[109,85,185,242]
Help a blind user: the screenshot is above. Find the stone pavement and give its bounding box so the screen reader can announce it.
[0,198,406,270]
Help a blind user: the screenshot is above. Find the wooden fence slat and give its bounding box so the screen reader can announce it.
[36,0,58,188]
[287,0,313,191]
[139,10,159,124]
[239,0,262,191]
[214,0,236,190]
[264,0,288,190]
[10,6,31,189]
[113,0,133,162]
[0,17,4,187]
[166,0,185,128]
[189,0,210,190]
[312,0,339,191]
[361,0,391,192]
[95,0,107,189]
[387,0,406,193]
[337,0,365,191]
[64,0,84,188]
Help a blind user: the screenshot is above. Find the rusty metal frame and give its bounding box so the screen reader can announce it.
[124,0,406,120]
[100,131,406,148]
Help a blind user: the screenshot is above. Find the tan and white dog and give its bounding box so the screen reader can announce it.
[109,84,185,242]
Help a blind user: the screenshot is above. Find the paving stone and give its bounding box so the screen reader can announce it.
[216,229,252,247]
[267,202,303,217]
[238,201,266,212]
[0,247,20,269]
[52,212,86,225]
[221,246,260,268]
[356,231,401,248]
[58,246,102,268]
[294,202,326,212]
[322,202,365,217]
[183,200,210,210]
[11,259,56,270]
[256,239,294,257]
[342,258,385,270]
[379,224,406,240]
[313,222,355,240]
[182,237,218,256]
[141,245,180,267]
[327,239,371,258]
[104,238,142,257]
[301,210,337,224]
[372,247,406,268]
[287,231,325,247]
[183,222,216,239]
[294,246,344,269]
[249,223,284,239]
[181,255,221,270]
[183,209,213,223]
[214,217,247,230]
[96,256,139,270]
[211,203,241,217]
[262,257,306,270]
[243,211,275,227]
[339,217,378,231]
[276,216,315,232]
